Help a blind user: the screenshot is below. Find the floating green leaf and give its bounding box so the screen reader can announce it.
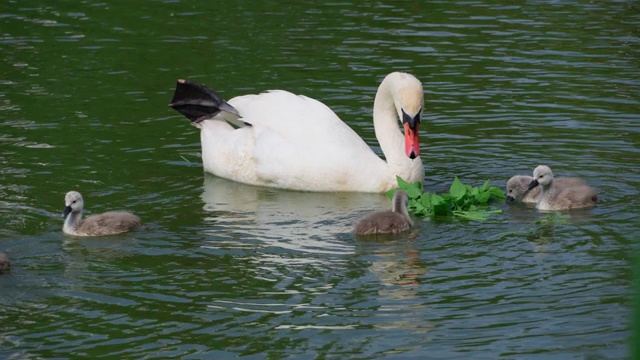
[449,177,467,200]
[396,175,423,198]
[489,187,506,199]
[391,176,505,221]
[482,180,490,191]
[475,191,491,203]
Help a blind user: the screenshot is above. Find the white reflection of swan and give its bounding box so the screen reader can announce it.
[200,174,390,255]
[201,174,431,329]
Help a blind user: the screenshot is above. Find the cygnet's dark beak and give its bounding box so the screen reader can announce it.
[528,179,539,190]
[62,206,72,219]
[505,196,515,204]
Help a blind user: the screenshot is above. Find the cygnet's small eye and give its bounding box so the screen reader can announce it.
[72,200,77,204]
[508,189,513,193]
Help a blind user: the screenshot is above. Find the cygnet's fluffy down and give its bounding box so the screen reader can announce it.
[506,175,586,204]
[527,165,597,210]
[62,191,141,236]
[354,190,413,235]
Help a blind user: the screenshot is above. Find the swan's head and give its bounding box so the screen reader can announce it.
[528,165,554,190]
[385,72,424,160]
[63,191,85,218]
[506,175,531,203]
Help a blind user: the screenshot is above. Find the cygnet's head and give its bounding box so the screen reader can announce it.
[506,175,531,203]
[63,191,85,218]
[528,165,554,190]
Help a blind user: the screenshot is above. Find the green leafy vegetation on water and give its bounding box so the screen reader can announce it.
[388,176,506,221]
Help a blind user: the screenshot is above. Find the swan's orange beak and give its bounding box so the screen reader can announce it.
[404,122,420,159]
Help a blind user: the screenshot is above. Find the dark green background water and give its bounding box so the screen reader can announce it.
[1,0,638,359]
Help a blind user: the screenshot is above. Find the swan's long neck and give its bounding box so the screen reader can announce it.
[64,211,82,234]
[373,80,407,165]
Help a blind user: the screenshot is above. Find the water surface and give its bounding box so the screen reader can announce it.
[1,0,638,358]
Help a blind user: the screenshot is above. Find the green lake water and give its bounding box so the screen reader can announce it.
[1,1,639,359]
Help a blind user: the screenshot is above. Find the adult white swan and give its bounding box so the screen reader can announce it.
[169,72,425,192]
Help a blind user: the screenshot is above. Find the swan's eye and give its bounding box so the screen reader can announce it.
[509,189,512,193]
[72,200,76,204]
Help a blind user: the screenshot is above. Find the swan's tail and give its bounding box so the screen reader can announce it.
[169,80,241,124]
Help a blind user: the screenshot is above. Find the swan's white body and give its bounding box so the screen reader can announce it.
[190,72,424,193]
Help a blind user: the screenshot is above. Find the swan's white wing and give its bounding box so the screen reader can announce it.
[229,90,369,149]
[227,91,387,191]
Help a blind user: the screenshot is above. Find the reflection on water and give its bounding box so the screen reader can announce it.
[359,239,429,301]
[200,173,389,254]
[200,173,430,312]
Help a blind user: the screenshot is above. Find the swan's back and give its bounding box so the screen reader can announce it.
[229,90,373,154]
[0,252,10,271]
[218,90,388,191]
[78,211,141,236]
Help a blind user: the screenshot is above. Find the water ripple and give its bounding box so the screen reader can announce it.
[0,0,636,358]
